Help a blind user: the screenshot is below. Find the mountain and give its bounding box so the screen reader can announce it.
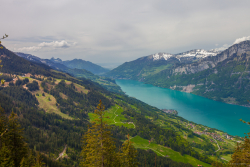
[15,52,123,94]
[50,57,110,75]
[107,41,250,105]
[105,49,219,80]
[1,44,227,166]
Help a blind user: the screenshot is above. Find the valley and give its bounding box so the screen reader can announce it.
[0,42,248,166]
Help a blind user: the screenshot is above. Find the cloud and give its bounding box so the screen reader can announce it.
[233,36,250,44]
[214,44,231,51]
[214,36,250,52]
[15,40,75,52]
[15,46,41,52]
[3,0,250,63]
[38,40,71,48]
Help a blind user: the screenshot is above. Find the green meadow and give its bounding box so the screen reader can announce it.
[130,136,211,167]
[88,105,135,129]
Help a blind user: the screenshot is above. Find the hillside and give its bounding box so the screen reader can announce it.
[105,49,219,81]
[15,52,123,94]
[106,41,250,105]
[0,44,242,166]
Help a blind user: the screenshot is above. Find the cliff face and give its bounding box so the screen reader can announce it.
[172,41,250,75]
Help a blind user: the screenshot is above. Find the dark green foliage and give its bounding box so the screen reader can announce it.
[0,86,38,107]
[15,78,29,86]
[26,80,39,91]
[0,75,13,82]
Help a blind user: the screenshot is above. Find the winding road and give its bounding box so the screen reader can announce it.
[113,107,136,129]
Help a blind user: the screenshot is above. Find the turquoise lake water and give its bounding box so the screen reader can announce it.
[116,79,250,137]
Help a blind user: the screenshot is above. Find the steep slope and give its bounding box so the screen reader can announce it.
[143,41,250,105]
[51,57,110,75]
[106,49,219,81]
[107,41,250,105]
[15,52,123,94]
[0,44,217,166]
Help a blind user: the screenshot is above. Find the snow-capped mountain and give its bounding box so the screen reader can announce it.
[148,49,220,62]
[175,49,219,59]
[150,53,173,61]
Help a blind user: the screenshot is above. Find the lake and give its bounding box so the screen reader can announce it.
[116,79,250,137]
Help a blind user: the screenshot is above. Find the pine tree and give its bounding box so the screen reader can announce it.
[0,106,13,166]
[120,134,138,167]
[80,100,118,167]
[0,106,7,147]
[5,111,28,167]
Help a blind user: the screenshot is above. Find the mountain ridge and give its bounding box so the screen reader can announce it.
[106,40,250,105]
[15,52,123,94]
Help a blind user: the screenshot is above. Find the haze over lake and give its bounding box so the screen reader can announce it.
[116,79,250,137]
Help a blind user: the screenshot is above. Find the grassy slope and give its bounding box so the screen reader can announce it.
[131,136,211,167]
[17,75,90,120]
[147,109,242,163]
[88,105,135,129]
[88,104,212,167]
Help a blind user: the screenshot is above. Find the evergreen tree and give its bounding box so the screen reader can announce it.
[80,100,118,167]
[5,111,28,167]
[120,134,138,167]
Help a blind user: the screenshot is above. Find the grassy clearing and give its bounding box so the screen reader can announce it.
[59,92,68,99]
[74,83,89,94]
[88,105,135,128]
[221,154,231,161]
[130,136,211,167]
[34,90,74,120]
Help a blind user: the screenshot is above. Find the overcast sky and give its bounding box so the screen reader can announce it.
[1,0,250,67]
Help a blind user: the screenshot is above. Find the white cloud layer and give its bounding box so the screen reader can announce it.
[233,36,250,44]
[2,0,250,63]
[15,40,75,52]
[214,36,250,52]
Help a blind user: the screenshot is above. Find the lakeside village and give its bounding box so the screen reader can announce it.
[162,109,178,115]
[161,109,243,145]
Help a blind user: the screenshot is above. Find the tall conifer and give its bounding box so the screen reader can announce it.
[120,134,138,167]
[80,100,117,167]
[5,111,28,167]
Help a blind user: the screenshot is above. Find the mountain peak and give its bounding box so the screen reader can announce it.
[50,57,63,64]
[150,52,173,61]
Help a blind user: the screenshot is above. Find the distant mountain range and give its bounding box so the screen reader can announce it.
[51,57,110,75]
[15,53,109,75]
[105,49,220,80]
[148,49,219,62]
[106,41,250,106]
[15,52,122,94]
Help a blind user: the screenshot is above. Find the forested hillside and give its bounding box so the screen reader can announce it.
[0,44,244,166]
[16,52,123,94]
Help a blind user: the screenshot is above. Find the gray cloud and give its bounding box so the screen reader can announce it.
[2,0,250,64]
